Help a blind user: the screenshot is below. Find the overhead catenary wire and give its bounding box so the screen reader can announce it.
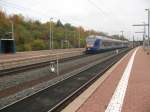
[87,0,127,34]
[87,0,107,16]
[0,0,102,30]
[0,0,51,19]
[0,0,84,28]
[0,0,128,37]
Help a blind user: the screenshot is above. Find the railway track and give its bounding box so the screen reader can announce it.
[0,49,124,77]
[0,48,131,112]
[0,49,124,108]
[0,48,84,71]
[0,54,87,76]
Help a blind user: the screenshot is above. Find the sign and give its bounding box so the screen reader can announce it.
[49,57,59,75]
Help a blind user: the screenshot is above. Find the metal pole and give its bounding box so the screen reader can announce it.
[56,56,59,75]
[120,31,124,47]
[146,9,150,48]
[49,19,51,49]
[74,31,76,48]
[49,18,53,49]
[65,28,67,48]
[11,21,14,39]
[143,22,146,38]
[148,9,150,48]
[78,28,80,48]
[132,23,149,47]
[143,22,146,47]
[52,31,53,49]
[143,34,145,47]
[133,35,135,48]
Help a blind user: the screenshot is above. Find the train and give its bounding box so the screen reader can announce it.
[85,35,128,53]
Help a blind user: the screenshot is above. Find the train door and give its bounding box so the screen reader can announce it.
[94,39,100,49]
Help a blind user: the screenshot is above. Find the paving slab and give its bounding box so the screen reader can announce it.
[62,48,135,112]
[122,47,150,112]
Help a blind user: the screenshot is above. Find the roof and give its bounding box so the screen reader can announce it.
[0,38,15,40]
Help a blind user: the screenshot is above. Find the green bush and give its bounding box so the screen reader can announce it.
[0,10,128,52]
[17,44,32,51]
[31,39,46,50]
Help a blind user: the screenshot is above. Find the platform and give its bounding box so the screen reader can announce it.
[62,47,150,112]
[0,48,84,70]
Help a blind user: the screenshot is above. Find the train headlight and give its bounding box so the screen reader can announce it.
[86,44,93,48]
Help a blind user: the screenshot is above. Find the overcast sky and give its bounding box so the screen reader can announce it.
[0,0,149,40]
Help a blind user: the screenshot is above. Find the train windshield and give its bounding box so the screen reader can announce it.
[86,37,96,46]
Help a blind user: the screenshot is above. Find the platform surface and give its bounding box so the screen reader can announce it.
[0,48,84,70]
[62,47,150,112]
[0,48,84,62]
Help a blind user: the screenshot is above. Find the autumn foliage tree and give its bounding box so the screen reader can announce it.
[0,10,128,51]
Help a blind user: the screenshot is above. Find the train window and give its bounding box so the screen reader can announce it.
[86,38,96,45]
[103,42,112,47]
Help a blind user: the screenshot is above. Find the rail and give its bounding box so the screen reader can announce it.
[0,49,84,70]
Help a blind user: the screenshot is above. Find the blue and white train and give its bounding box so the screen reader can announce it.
[86,35,128,53]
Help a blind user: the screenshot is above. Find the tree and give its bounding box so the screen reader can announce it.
[64,23,75,31]
[0,10,129,51]
[31,39,46,50]
[56,20,63,27]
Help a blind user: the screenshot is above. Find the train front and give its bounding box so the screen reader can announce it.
[85,36,98,53]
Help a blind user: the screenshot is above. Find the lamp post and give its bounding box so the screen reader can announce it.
[49,18,53,49]
[10,21,14,39]
[78,27,81,48]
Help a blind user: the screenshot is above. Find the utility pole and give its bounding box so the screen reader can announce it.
[11,21,14,39]
[145,9,150,48]
[143,22,146,47]
[78,27,81,48]
[143,22,146,39]
[49,18,53,49]
[52,31,54,49]
[74,31,76,48]
[65,27,67,48]
[56,56,59,75]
